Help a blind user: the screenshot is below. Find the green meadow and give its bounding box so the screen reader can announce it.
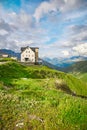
[0,61,87,130]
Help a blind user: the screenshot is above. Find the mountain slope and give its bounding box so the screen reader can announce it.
[64,60,87,73]
[42,59,61,70]
[0,61,87,96]
[0,61,87,130]
[43,56,87,68]
[63,60,87,82]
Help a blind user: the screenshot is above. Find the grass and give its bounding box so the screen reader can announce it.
[0,57,14,62]
[0,61,87,130]
[74,73,87,83]
[80,73,87,82]
[64,60,87,83]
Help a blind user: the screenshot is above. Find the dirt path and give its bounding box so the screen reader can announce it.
[0,61,9,65]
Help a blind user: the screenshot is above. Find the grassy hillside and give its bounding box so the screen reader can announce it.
[0,61,87,130]
[64,60,87,73]
[63,60,87,82]
[79,73,87,82]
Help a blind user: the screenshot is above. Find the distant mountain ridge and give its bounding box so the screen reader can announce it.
[42,59,61,71]
[0,49,20,59]
[43,56,87,68]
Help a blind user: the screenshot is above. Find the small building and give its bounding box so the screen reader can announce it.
[21,46,39,63]
[0,53,9,58]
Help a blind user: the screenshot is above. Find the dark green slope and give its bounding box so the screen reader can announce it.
[0,61,87,96]
[63,60,87,82]
[64,60,87,73]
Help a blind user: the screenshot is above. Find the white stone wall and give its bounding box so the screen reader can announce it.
[21,47,35,62]
[2,54,8,58]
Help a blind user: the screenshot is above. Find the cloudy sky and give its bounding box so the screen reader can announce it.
[0,0,87,58]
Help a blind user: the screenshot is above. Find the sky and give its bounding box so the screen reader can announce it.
[0,0,87,58]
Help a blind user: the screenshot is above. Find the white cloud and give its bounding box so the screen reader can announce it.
[34,0,64,22]
[73,43,87,56]
[8,11,33,30]
[60,24,87,50]
[34,0,87,22]
[33,1,55,22]
[62,50,69,56]
[0,6,51,52]
[0,29,8,35]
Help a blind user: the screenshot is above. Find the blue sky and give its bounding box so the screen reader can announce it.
[0,0,87,58]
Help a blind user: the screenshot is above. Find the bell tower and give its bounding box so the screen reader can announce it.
[35,48,39,63]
